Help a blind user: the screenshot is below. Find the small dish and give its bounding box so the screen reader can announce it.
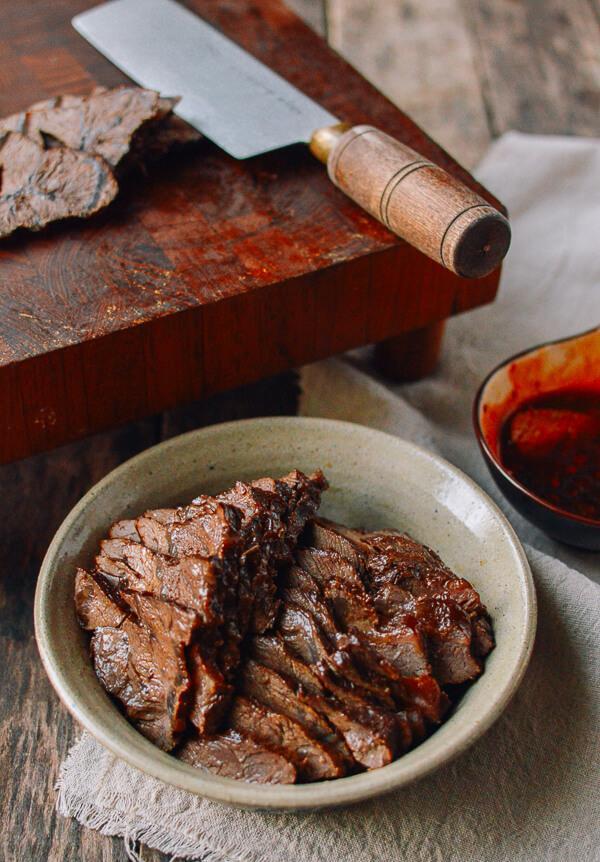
[35,417,535,810]
[474,327,600,550]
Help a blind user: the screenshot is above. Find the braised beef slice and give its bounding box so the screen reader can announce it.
[108,519,141,542]
[295,547,431,678]
[252,636,400,767]
[229,695,344,781]
[177,730,296,784]
[187,639,233,735]
[240,659,354,768]
[89,591,199,750]
[0,131,118,238]
[362,531,489,683]
[0,87,161,168]
[366,531,493,647]
[309,519,491,685]
[282,573,446,724]
[307,518,371,568]
[75,569,128,630]
[96,537,222,624]
[217,469,328,633]
[277,603,396,712]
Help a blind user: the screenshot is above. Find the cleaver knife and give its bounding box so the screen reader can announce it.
[73,0,510,278]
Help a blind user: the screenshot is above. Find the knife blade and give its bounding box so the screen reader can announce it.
[73,0,510,278]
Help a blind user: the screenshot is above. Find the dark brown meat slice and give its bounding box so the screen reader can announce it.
[306,518,370,567]
[75,569,128,630]
[295,548,379,631]
[0,131,118,238]
[108,519,141,542]
[294,547,431,679]
[277,604,419,751]
[363,532,489,683]
[252,470,328,547]
[217,470,328,633]
[177,730,296,784]
[281,582,446,723]
[96,537,222,624]
[365,530,494,656]
[252,636,400,768]
[240,659,353,768]
[136,500,241,559]
[278,603,397,711]
[229,696,344,781]
[295,547,367,593]
[414,596,482,685]
[90,592,199,750]
[308,521,492,683]
[187,641,233,735]
[0,87,161,167]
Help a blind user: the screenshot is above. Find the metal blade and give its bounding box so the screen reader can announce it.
[72,0,338,159]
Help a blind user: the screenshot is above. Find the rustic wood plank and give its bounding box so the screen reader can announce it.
[325,0,492,168]
[462,0,600,138]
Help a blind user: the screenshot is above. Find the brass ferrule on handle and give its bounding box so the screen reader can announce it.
[310,124,510,279]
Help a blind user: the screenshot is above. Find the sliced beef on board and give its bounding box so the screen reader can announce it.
[76,570,199,750]
[252,635,400,768]
[0,86,197,169]
[0,131,118,238]
[0,86,201,238]
[229,695,345,782]
[177,730,296,785]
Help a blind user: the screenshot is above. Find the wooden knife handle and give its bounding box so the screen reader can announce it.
[310,123,510,278]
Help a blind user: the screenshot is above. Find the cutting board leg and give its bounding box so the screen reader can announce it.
[374,320,446,382]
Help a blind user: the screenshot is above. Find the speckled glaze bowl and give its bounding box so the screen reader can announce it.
[35,417,536,810]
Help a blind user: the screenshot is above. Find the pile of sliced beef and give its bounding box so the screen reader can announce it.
[0,86,200,238]
[75,470,494,785]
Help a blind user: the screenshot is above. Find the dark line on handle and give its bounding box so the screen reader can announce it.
[378,160,426,224]
[382,162,433,229]
[330,127,373,175]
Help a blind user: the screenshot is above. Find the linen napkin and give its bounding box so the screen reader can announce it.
[57,131,600,861]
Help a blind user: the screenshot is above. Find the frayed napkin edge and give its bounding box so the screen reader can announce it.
[56,736,244,862]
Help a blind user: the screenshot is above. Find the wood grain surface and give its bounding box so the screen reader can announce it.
[1,0,598,859]
[0,0,503,464]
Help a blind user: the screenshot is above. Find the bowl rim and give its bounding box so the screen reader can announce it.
[473,326,600,530]
[35,416,537,810]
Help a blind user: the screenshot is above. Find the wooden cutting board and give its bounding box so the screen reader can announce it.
[0,0,504,464]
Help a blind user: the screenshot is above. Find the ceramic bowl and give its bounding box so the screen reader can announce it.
[35,417,536,810]
[474,327,600,550]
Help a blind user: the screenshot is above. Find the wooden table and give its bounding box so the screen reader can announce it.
[1,1,598,858]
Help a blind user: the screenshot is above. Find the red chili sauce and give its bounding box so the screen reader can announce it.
[499,388,600,520]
